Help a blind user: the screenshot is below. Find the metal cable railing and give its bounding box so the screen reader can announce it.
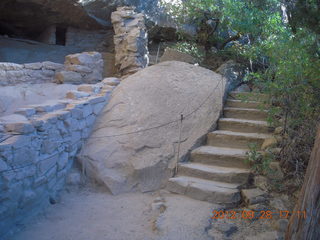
[0,74,225,174]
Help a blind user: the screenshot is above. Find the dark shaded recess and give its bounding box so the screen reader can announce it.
[56,27,67,46]
[0,0,103,40]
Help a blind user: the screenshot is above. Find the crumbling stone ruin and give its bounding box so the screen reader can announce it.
[111,7,149,76]
[55,52,104,84]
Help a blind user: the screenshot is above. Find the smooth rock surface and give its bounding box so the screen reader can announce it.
[160,48,197,64]
[78,61,226,194]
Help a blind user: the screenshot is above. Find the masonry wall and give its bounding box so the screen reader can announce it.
[0,62,63,86]
[66,28,110,51]
[0,79,119,238]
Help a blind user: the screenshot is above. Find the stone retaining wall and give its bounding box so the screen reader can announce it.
[0,78,120,238]
[0,62,63,86]
[111,7,149,76]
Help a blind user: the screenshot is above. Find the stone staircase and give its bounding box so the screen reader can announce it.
[167,91,273,207]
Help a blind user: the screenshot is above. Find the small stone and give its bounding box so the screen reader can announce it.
[272,219,289,232]
[49,195,60,205]
[55,71,82,84]
[66,90,91,100]
[151,202,166,212]
[42,61,64,71]
[0,114,35,134]
[77,84,95,93]
[24,62,42,70]
[241,188,268,205]
[269,147,282,155]
[274,127,284,135]
[269,198,287,211]
[14,108,36,117]
[102,77,121,86]
[248,203,268,210]
[89,96,106,105]
[254,175,268,191]
[267,162,284,180]
[66,64,92,73]
[235,84,251,92]
[261,137,278,150]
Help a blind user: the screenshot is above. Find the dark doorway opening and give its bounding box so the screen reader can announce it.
[56,27,67,46]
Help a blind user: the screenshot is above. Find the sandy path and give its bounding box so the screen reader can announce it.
[11,186,215,240]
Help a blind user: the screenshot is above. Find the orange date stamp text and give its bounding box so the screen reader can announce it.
[211,210,306,220]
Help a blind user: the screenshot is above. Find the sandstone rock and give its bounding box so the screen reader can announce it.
[55,71,82,84]
[78,61,226,194]
[66,65,93,74]
[24,62,43,70]
[160,48,197,64]
[269,147,282,155]
[274,126,284,135]
[77,85,95,93]
[66,91,91,100]
[241,188,268,205]
[0,63,23,71]
[111,7,149,76]
[102,77,120,86]
[56,52,104,84]
[0,114,35,134]
[267,162,284,180]
[261,137,278,150]
[216,60,246,94]
[254,175,269,191]
[65,52,102,68]
[269,198,287,211]
[42,61,64,71]
[235,84,251,92]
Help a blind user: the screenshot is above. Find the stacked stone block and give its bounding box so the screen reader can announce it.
[111,6,149,76]
[0,62,63,86]
[55,52,104,84]
[0,77,120,238]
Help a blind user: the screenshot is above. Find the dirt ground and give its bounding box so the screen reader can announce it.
[11,185,216,240]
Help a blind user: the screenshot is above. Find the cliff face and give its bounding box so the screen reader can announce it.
[80,0,169,27]
[0,0,102,38]
[0,0,174,41]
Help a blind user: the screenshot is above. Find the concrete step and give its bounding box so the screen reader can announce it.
[225,99,265,109]
[224,107,268,121]
[178,163,250,184]
[229,92,268,102]
[191,146,248,168]
[218,118,273,134]
[207,130,271,149]
[167,176,241,206]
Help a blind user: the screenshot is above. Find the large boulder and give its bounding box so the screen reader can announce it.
[78,61,226,194]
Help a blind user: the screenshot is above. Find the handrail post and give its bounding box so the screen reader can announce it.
[174,114,184,176]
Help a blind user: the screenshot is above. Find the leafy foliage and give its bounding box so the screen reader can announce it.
[161,0,320,181]
[245,143,275,175]
[172,41,205,60]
